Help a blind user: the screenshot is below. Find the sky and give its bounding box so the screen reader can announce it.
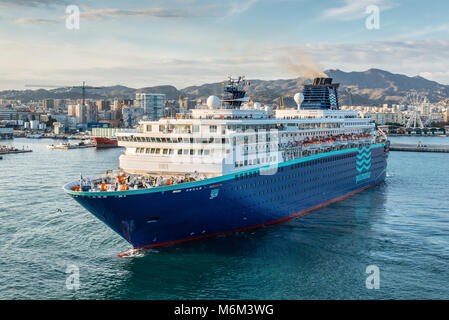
[0,0,448,90]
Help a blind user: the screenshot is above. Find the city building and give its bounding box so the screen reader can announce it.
[30,120,40,130]
[0,108,18,121]
[95,99,110,111]
[362,111,406,125]
[135,93,166,120]
[43,99,54,109]
[75,104,86,123]
[53,122,65,134]
[122,107,144,127]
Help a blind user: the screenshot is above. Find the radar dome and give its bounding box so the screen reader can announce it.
[207,95,220,109]
[264,106,272,114]
[294,93,304,106]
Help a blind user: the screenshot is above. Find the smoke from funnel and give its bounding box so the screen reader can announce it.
[280,48,327,79]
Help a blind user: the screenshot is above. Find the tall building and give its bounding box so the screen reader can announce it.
[75,104,86,123]
[96,99,110,111]
[43,99,55,109]
[135,93,166,120]
[67,104,77,116]
[86,103,98,123]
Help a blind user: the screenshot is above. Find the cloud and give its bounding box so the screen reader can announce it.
[80,7,215,20]
[218,0,258,20]
[0,0,66,7]
[322,0,395,21]
[395,23,449,40]
[228,0,258,16]
[1,38,449,90]
[14,17,59,24]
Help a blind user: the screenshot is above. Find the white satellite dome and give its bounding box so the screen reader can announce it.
[294,93,304,106]
[254,102,261,109]
[264,106,272,114]
[207,95,220,109]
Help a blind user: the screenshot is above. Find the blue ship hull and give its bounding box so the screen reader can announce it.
[65,144,388,249]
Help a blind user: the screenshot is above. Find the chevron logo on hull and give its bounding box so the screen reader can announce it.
[355,146,372,183]
[356,147,372,173]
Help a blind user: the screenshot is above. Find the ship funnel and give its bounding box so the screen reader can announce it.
[300,77,340,110]
[313,77,333,86]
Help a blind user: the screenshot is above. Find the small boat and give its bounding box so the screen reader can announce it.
[26,134,43,139]
[48,141,96,150]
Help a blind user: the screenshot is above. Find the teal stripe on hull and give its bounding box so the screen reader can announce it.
[64,143,385,197]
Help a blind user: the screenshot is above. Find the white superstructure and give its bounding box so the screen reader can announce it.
[116,101,377,177]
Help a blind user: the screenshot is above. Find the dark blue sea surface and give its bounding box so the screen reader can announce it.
[0,137,448,299]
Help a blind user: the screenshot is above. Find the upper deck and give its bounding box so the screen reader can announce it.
[115,76,378,176]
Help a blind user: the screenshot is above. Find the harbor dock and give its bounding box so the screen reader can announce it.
[0,147,33,155]
[390,143,449,153]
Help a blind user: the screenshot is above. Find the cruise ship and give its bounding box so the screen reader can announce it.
[64,76,389,252]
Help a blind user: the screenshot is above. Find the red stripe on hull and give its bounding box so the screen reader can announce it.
[118,181,383,256]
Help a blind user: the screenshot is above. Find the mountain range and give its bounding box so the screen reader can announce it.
[1,69,449,107]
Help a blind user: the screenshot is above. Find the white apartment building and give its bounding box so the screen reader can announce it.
[362,111,406,125]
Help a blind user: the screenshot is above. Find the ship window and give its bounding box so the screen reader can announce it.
[204,150,210,155]
[210,125,217,133]
[169,149,174,155]
[150,148,156,154]
[190,149,194,155]
[155,148,160,154]
[145,148,150,154]
[183,150,189,155]
[163,149,168,155]
[178,149,182,155]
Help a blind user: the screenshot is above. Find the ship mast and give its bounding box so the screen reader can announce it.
[221,76,249,109]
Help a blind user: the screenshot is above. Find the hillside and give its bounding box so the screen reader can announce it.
[1,69,448,106]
